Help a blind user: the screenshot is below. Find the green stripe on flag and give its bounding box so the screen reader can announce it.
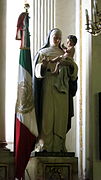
[19,49,32,76]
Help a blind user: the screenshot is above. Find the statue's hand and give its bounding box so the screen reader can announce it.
[42,56,50,68]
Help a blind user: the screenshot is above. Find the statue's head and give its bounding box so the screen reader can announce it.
[42,28,62,49]
[49,28,62,47]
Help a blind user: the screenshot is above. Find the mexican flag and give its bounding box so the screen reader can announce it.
[14,12,38,179]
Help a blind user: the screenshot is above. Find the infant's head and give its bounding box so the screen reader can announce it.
[67,35,77,46]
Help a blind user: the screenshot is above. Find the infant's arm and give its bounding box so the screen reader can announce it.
[50,56,62,63]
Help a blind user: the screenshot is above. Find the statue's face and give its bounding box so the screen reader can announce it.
[50,30,62,47]
[67,38,74,47]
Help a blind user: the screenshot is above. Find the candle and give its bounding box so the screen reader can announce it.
[94,0,98,14]
[85,9,89,30]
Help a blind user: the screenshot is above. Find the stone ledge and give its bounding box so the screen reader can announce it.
[31,151,75,157]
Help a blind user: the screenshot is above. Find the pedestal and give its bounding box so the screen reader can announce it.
[25,152,78,180]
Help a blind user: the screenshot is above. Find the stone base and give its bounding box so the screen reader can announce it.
[25,152,78,180]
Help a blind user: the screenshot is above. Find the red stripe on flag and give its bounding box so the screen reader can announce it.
[14,116,36,179]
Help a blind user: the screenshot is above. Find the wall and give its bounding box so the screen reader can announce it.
[92,19,101,180]
[0,0,6,143]
[55,0,76,45]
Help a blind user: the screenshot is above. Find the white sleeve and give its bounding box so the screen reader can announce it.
[35,63,44,78]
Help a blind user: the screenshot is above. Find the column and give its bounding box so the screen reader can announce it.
[0,0,7,149]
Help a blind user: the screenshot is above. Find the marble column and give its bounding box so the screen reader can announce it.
[0,0,7,149]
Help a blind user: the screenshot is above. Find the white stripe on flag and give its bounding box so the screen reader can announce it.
[18,64,32,83]
[17,108,38,137]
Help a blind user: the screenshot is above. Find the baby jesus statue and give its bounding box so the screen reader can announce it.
[42,35,77,74]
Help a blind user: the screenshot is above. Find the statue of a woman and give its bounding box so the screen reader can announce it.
[33,28,78,152]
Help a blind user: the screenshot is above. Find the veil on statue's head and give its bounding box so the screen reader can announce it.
[42,28,62,49]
